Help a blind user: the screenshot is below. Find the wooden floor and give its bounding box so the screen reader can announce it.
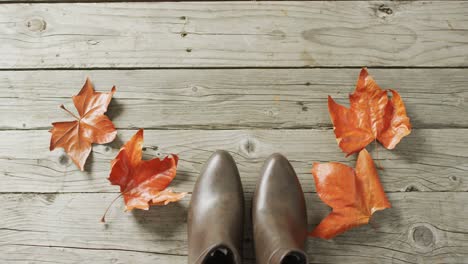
[1,1,468,263]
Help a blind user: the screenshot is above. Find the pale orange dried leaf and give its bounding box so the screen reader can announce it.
[50,79,116,170]
[310,149,391,239]
[328,68,411,156]
[151,189,187,206]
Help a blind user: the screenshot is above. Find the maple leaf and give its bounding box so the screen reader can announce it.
[310,149,391,239]
[50,79,117,171]
[328,68,411,156]
[108,129,186,211]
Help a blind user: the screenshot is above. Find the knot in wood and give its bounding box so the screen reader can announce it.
[241,137,258,155]
[296,101,308,112]
[449,175,458,182]
[58,154,69,166]
[245,139,255,154]
[44,193,57,204]
[378,4,393,15]
[404,185,419,192]
[408,223,438,253]
[269,29,286,40]
[265,108,278,117]
[26,18,47,32]
[413,226,434,247]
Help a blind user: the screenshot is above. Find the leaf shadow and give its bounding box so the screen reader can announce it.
[130,152,194,238]
[107,134,125,150]
[130,152,193,239]
[83,150,95,173]
[84,135,124,173]
[132,202,189,239]
[107,97,124,123]
[306,193,331,234]
[306,203,403,253]
[305,193,332,261]
[341,200,405,250]
[389,129,424,164]
[169,169,195,190]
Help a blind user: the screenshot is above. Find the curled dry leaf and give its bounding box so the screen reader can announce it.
[152,189,187,205]
[328,68,411,156]
[108,129,186,211]
[310,149,391,239]
[50,78,117,171]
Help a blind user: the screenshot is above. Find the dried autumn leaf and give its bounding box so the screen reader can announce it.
[310,149,391,239]
[108,129,186,211]
[152,189,187,205]
[328,68,411,156]
[50,79,117,171]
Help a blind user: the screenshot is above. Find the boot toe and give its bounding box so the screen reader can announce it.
[188,150,244,264]
[257,152,301,196]
[253,153,308,264]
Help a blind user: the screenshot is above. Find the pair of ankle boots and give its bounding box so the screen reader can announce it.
[188,150,308,264]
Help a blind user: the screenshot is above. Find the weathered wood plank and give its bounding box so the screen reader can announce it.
[0,245,188,264]
[1,192,467,263]
[0,129,466,193]
[2,0,463,2]
[0,0,296,2]
[1,0,447,2]
[1,68,467,130]
[1,1,468,68]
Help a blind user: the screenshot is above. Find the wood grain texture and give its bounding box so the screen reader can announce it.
[1,68,467,130]
[1,1,468,68]
[0,1,466,263]
[0,245,188,264]
[1,192,467,263]
[1,129,466,193]
[1,0,464,2]
[4,0,453,2]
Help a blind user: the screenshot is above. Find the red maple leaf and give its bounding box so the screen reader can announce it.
[310,149,391,239]
[108,129,186,212]
[50,79,117,171]
[328,68,411,156]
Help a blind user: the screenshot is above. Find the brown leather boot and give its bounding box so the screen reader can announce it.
[253,153,308,264]
[188,150,244,264]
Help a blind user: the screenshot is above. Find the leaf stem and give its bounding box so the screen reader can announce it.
[101,193,123,223]
[60,104,80,120]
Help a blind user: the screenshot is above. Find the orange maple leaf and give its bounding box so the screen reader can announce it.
[310,149,391,239]
[328,68,411,156]
[50,79,117,171]
[108,129,186,211]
